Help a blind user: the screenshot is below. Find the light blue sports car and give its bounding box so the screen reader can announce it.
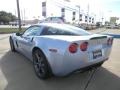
[9,23,113,79]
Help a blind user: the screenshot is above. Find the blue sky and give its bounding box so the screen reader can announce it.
[106,0,120,13]
[0,0,119,22]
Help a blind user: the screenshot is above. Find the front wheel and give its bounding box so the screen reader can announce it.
[9,37,16,52]
[33,49,51,79]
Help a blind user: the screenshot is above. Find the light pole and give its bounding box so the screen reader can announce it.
[16,0,21,31]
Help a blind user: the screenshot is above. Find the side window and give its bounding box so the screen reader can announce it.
[41,27,58,35]
[23,26,43,36]
[57,29,73,35]
[23,27,34,36]
[47,28,58,35]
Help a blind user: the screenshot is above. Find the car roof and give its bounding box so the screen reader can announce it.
[39,23,66,27]
[47,17,62,18]
[37,23,79,30]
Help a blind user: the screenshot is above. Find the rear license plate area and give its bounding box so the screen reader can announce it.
[93,50,102,59]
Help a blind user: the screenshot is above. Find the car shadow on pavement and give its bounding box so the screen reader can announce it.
[0,51,120,90]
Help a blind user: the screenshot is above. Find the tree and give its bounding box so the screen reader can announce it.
[0,11,17,25]
[110,17,119,24]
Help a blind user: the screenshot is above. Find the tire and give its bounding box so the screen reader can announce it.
[33,49,51,79]
[9,37,16,52]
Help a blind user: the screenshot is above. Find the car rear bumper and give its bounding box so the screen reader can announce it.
[49,48,111,76]
[51,57,108,76]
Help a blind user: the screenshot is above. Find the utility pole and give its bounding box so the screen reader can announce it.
[16,0,21,31]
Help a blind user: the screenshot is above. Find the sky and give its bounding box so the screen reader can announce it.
[0,0,120,22]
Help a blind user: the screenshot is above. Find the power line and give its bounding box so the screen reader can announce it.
[53,0,79,12]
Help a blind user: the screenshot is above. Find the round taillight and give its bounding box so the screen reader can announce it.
[69,43,78,53]
[107,38,113,45]
[80,42,88,51]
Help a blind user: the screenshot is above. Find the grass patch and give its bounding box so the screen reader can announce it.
[0,28,26,34]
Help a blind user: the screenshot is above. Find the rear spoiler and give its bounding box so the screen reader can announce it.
[90,36,107,40]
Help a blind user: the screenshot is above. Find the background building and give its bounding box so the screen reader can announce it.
[41,0,95,25]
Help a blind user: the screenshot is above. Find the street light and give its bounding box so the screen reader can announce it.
[16,0,21,31]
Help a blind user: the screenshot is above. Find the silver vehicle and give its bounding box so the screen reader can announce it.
[39,17,64,23]
[9,23,113,79]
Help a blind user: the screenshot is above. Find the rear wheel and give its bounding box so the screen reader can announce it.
[9,37,16,52]
[33,49,51,79]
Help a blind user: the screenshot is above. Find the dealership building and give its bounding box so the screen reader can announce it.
[41,0,95,24]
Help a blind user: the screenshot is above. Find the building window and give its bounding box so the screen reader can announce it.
[61,8,65,12]
[42,2,46,17]
[85,16,87,19]
[80,14,82,17]
[61,8,65,18]
[85,16,87,22]
[92,18,94,23]
[42,12,46,17]
[73,12,76,15]
[89,17,91,22]
[79,14,82,21]
[42,2,46,7]
[80,19,82,21]
[72,12,76,21]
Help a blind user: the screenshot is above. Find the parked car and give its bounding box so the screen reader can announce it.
[106,24,119,29]
[9,23,113,79]
[39,17,65,23]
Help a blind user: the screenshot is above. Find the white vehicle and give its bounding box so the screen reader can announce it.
[9,23,113,79]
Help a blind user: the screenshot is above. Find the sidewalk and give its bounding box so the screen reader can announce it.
[0,34,11,40]
[89,28,107,34]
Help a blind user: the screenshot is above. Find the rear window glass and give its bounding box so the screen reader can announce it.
[41,24,91,36]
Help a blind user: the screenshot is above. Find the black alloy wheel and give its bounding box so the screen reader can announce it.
[33,49,51,79]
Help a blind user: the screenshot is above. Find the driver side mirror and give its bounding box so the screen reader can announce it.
[16,32,22,36]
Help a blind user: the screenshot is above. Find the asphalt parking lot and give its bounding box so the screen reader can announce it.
[0,29,120,90]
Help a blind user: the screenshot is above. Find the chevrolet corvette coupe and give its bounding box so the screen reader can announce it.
[9,23,113,79]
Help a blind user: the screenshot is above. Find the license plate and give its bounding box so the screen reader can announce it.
[93,50,102,59]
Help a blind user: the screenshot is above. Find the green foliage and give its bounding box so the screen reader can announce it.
[0,28,26,34]
[0,11,17,24]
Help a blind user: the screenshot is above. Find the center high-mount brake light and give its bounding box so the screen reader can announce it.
[80,42,88,51]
